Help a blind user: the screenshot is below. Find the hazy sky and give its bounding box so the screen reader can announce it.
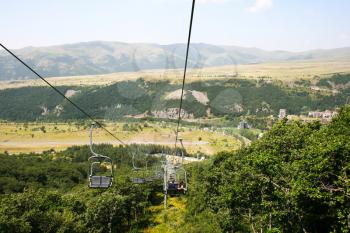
[1,0,350,51]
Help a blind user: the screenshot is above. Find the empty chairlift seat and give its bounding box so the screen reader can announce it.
[89,175,113,188]
[88,124,114,189]
[88,157,114,189]
[131,177,146,184]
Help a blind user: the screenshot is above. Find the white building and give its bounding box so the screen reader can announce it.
[237,120,251,129]
[308,110,338,119]
[278,109,287,119]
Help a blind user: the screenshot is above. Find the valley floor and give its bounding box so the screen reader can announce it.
[0,121,242,155]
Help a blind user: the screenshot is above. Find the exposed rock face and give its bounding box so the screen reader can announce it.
[152,108,194,119]
[40,106,49,116]
[165,89,185,100]
[233,103,244,112]
[189,90,209,105]
[65,90,81,98]
[165,89,209,105]
[40,105,64,117]
[54,105,64,117]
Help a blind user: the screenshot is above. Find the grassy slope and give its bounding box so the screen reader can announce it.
[145,194,187,233]
[1,60,350,90]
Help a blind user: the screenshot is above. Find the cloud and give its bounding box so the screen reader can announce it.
[248,0,273,13]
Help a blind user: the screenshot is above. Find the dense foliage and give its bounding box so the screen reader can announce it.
[0,153,86,194]
[0,180,160,233]
[186,105,350,232]
[0,144,184,233]
[317,73,350,87]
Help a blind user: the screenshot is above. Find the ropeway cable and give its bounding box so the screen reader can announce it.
[0,0,196,148]
[0,43,126,145]
[174,0,196,149]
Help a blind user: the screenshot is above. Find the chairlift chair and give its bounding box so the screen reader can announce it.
[165,165,188,195]
[164,139,188,195]
[130,149,163,184]
[130,147,147,184]
[88,124,113,189]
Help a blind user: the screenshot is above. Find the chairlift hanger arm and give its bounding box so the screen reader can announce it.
[131,145,142,170]
[89,124,109,158]
[88,155,112,162]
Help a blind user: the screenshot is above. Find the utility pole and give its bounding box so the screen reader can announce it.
[164,190,167,209]
[163,161,168,209]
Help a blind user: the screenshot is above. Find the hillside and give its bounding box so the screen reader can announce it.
[0,74,349,123]
[2,60,350,90]
[1,41,350,81]
[184,105,350,232]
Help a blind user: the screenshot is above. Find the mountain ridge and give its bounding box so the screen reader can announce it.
[1,41,350,81]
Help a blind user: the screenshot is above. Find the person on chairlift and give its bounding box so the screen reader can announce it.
[178,180,184,190]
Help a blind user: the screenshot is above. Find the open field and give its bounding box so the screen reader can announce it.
[0,121,241,155]
[1,60,350,90]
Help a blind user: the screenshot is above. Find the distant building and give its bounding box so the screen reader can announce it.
[323,110,338,119]
[237,120,251,129]
[278,109,287,119]
[308,110,338,119]
[308,111,323,118]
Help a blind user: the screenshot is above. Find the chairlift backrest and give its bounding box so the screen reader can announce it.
[88,124,113,189]
[164,162,188,194]
[131,148,164,184]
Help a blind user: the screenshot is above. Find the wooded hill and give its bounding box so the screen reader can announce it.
[0,74,349,124]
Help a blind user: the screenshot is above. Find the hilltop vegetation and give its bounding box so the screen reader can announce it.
[0,74,349,123]
[1,41,350,81]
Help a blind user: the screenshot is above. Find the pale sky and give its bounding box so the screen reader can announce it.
[1,0,350,51]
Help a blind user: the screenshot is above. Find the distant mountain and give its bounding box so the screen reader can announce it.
[1,41,350,81]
